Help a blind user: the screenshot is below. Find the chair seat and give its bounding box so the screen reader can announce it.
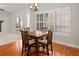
[24,39,35,45]
[29,39,35,44]
[39,39,47,44]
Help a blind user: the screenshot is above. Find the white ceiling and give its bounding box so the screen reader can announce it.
[0,3,30,13]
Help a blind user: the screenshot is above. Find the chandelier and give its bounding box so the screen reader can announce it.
[30,3,39,11]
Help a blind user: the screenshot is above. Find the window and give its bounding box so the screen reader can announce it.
[16,16,23,31]
[36,13,48,31]
[55,7,71,37]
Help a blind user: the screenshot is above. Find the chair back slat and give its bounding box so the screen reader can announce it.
[47,30,53,44]
[20,30,28,44]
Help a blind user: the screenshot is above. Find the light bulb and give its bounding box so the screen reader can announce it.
[36,6,39,9]
[30,5,32,9]
[35,3,38,6]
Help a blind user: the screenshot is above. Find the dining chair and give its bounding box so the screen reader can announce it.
[20,30,36,56]
[39,30,53,56]
[40,27,47,40]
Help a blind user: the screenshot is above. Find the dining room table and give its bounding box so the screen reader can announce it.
[28,30,48,56]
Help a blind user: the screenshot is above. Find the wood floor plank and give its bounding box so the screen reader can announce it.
[0,40,79,56]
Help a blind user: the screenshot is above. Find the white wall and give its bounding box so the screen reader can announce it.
[11,5,30,32]
[0,11,12,33]
[70,4,79,47]
[30,3,79,48]
[29,10,35,31]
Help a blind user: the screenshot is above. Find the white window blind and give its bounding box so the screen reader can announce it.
[54,7,71,37]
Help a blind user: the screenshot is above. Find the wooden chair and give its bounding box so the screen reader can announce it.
[40,27,47,40]
[39,30,53,56]
[20,30,36,56]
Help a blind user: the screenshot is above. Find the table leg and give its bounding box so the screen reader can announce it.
[35,39,39,56]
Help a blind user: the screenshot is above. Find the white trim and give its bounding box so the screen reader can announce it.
[53,40,79,49]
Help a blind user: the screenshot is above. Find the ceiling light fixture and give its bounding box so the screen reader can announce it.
[30,3,39,11]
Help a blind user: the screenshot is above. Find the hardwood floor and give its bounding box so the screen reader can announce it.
[53,43,79,56]
[0,40,79,56]
[0,41,21,56]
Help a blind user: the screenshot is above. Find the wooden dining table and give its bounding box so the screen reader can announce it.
[28,31,48,56]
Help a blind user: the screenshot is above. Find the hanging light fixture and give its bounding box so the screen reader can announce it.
[30,3,39,11]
